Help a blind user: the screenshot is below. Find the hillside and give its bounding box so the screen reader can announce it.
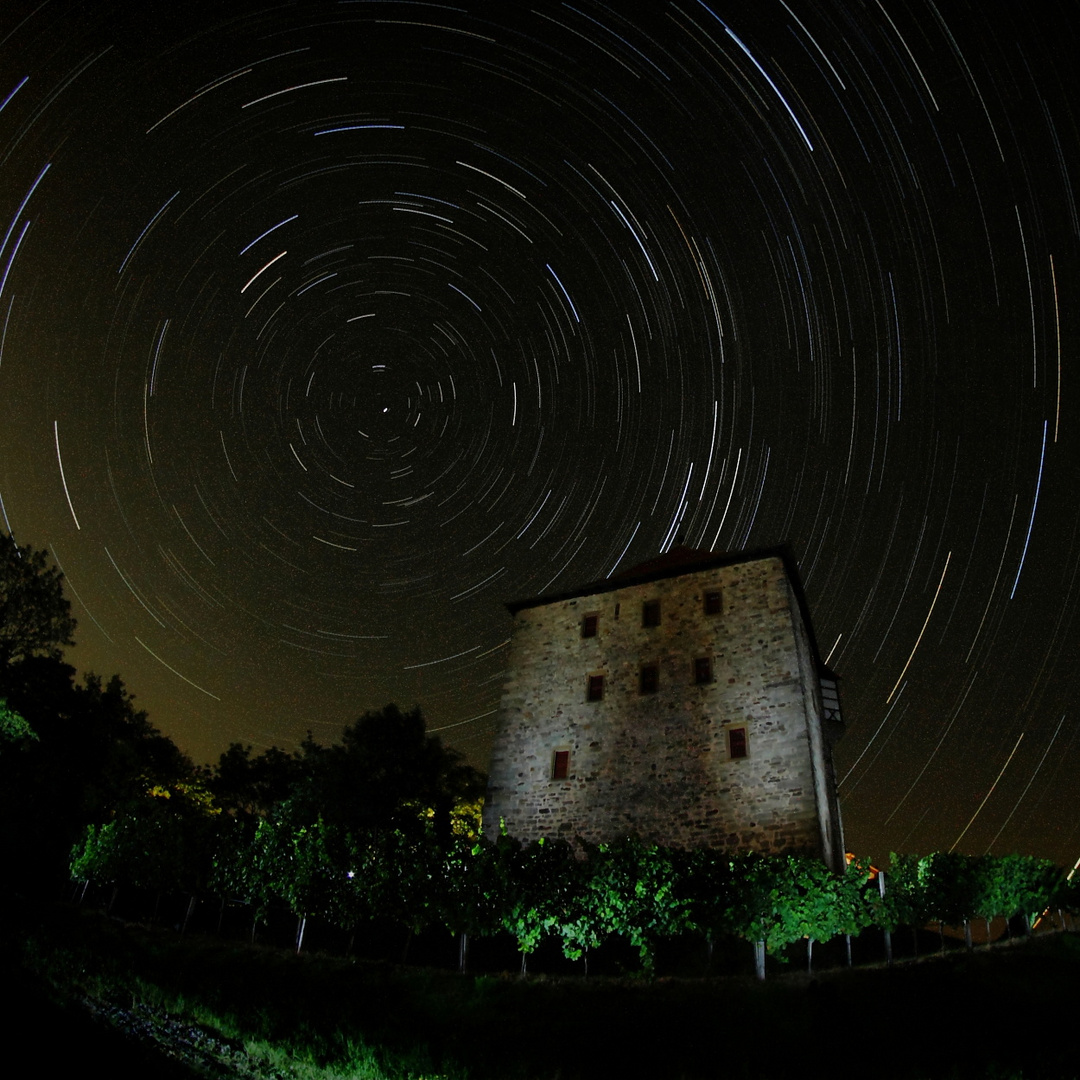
[9,899,1077,1080]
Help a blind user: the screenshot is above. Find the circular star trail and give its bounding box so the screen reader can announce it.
[1,0,1078,862]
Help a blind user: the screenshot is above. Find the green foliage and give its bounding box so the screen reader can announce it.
[583,838,693,973]
[291,704,487,845]
[37,679,1075,975]
[68,797,1076,977]
[994,853,1064,927]
[206,705,489,946]
[514,839,699,974]
[680,846,736,943]
[0,532,77,667]
[714,853,875,963]
[786,855,873,945]
[833,858,876,937]
[2,655,195,891]
[0,696,35,748]
[920,851,982,926]
[874,854,933,931]
[724,852,799,953]
[241,802,338,925]
[70,780,222,895]
[877,851,1066,936]
[329,826,441,937]
[210,813,264,911]
[439,835,509,940]
[498,835,578,959]
[550,846,607,967]
[21,897,1080,1080]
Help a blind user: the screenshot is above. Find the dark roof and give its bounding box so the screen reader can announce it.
[610,544,732,580]
[506,543,835,676]
[506,544,789,612]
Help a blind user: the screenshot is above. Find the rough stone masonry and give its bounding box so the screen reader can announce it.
[483,546,845,871]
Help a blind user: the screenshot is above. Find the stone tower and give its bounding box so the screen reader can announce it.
[483,546,845,871]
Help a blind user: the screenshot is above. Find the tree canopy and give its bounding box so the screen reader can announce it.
[0,532,77,668]
[292,704,487,843]
[0,696,36,749]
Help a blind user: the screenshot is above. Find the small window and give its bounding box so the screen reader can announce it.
[581,613,598,638]
[704,590,722,616]
[552,749,570,780]
[642,599,661,627]
[586,674,605,701]
[639,663,659,694]
[728,726,748,760]
[694,656,713,684]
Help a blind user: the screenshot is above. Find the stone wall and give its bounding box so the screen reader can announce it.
[483,554,840,864]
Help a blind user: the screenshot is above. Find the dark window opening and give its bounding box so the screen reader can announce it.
[820,676,841,722]
[728,727,748,760]
[639,663,659,694]
[642,599,661,627]
[694,656,713,684]
[587,674,605,701]
[581,613,598,638]
[552,750,570,780]
[704,590,722,616]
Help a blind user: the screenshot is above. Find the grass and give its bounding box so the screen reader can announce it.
[9,898,1080,1080]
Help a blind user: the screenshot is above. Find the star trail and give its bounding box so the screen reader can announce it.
[0,0,1078,863]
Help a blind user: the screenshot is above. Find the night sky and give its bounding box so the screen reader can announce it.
[1,0,1078,864]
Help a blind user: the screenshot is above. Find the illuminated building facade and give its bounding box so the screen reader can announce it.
[483,546,845,870]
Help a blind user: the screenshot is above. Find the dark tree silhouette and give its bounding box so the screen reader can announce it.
[297,704,486,844]
[0,532,77,668]
[1,659,194,893]
[209,742,304,819]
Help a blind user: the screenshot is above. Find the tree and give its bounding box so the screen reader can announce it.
[295,704,486,844]
[586,838,693,975]
[439,835,510,973]
[875,854,933,956]
[995,854,1064,932]
[324,825,440,956]
[551,844,610,976]
[70,779,221,923]
[1,659,195,893]
[500,836,578,974]
[231,800,339,952]
[777,856,873,973]
[204,705,483,956]
[209,742,304,819]
[921,851,982,948]
[0,532,77,669]
[681,847,737,969]
[0,697,36,749]
[73,672,193,806]
[832,858,875,966]
[724,853,842,978]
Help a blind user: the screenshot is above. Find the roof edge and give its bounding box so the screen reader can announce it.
[505,543,835,677]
